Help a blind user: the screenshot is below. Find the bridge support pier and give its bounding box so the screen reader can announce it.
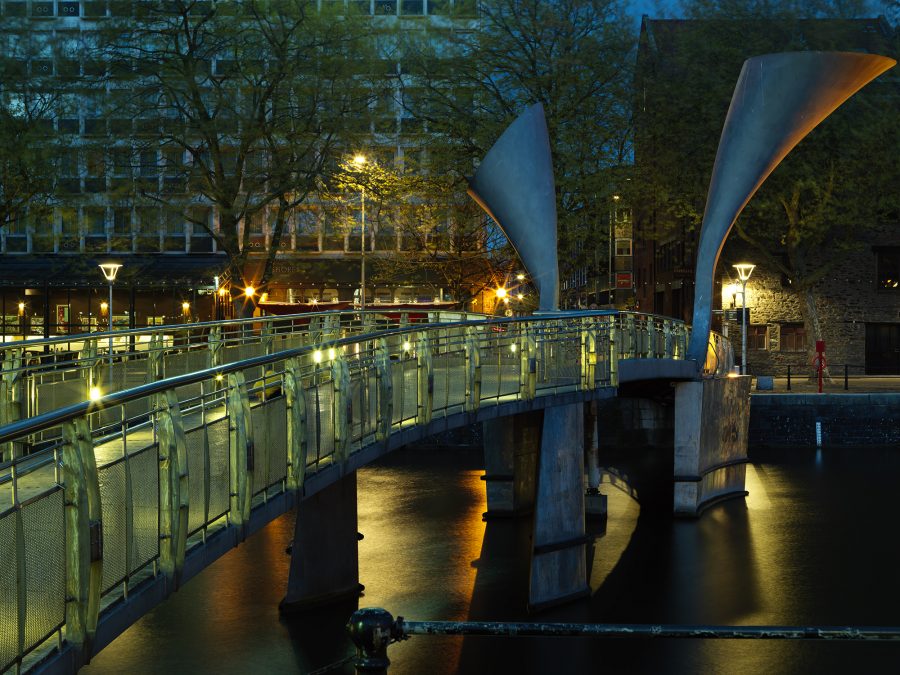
[481,413,539,518]
[673,376,751,517]
[528,404,590,610]
[280,472,362,613]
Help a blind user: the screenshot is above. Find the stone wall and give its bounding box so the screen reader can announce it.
[749,393,900,448]
[722,227,900,376]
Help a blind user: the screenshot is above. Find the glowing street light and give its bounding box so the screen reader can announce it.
[244,285,255,298]
[352,154,368,310]
[98,262,122,367]
[733,263,755,375]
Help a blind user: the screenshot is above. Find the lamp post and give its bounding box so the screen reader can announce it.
[98,262,122,367]
[609,195,620,306]
[733,263,755,375]
[352,154,367,310]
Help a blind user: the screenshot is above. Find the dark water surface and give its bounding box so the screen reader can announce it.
[84,445,900,674]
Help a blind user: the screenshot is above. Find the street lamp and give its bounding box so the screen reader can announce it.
[733,263,755,375]
[98,262,122,367]
[352,154,367,310]
[609,195,620,306]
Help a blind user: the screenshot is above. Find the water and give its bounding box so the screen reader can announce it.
[83,445,900,674]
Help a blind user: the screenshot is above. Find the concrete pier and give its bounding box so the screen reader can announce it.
[673,376,751,517]
[281,472,361,613]
[528,403,590,610]
[481,413,540,518]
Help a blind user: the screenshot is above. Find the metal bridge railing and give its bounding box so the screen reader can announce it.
[0,309,483,462]
[0,310,729,673]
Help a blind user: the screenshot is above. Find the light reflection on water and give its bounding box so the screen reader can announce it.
[85,446,900,674]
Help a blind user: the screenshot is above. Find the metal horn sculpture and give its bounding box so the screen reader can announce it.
[468,103,560,311]
[687,51,896,365]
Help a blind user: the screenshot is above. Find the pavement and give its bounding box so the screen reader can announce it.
[750,375,900,394]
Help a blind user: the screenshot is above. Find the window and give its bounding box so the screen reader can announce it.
[84,208,106,235]
[113,208,132,236]
[876,248,900,291]
[781,323,806,352]
[748,325,767,350]
[615,238,632,257]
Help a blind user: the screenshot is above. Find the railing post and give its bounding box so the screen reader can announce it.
[581,320,596,391]
[624,313,635,358]
[207,326,223,369]
[227,371,253,531]
[609,323,619,387]
[520,323,536,400]
[309,316,323,345]
[375,338,393,442]
[261,323,275,356]
[80,338,102,392]
[416,331,433,426]
[332,351,352,462]
[645,316,655,358]
[147,332,164,382]
[663,320,673,359]
[1,347,24,461]
[62,416,102,660]
[464,326,481,412]
[156,389,189,589]
[284,358,308,491]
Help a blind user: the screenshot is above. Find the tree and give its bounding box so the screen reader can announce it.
[102,0,383,310]
[0,27,64,232]
[399,0,636,300]
[636,1,899,357]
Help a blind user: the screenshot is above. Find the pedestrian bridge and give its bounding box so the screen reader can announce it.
[0,309,733,673]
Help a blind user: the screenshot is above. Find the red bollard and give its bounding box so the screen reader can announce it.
[814,340,826,394]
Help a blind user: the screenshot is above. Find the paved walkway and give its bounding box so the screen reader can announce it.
[751,375,900,394]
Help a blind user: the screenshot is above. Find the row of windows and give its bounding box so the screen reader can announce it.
[746,323,806,351]
[0,0,475,19]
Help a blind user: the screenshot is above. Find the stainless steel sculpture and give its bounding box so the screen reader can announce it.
[686,51,896,365]
[468,103,560,311]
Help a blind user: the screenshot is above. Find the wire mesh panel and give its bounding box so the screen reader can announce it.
[98,459,128,593]
[36,377,85,416]
[266,398,288,487]
[184,426,208,534]
[21,489,65,655]
[128,445,159,575]
[392,359,417,423]
[0,508,17,672]
[250,406,268,495]
[206,418,230,522]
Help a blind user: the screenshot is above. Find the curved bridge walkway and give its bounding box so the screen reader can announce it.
[0,310,731,673]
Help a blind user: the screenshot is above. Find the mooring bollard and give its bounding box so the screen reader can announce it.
[347,608,398,674]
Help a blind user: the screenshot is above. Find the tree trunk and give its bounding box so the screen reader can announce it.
[801,287,832,382]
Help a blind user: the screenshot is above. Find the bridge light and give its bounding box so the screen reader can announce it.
[328,347,336,361]
[516,273,525,281]
[17,302,25,314]
[244,286,255,298]
[495,287,507,299]
[402,340,411,352]
[510,343,517,353]
[313,350,323,363]
[218,287,228,297]
[215,374,224,382]
[517,293,524,300]
[89,386,102,401]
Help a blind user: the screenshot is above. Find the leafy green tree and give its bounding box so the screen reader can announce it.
[102,0,383,311]
[399,0,636,301]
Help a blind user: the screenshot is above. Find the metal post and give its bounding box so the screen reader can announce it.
[740,277,748,375]
[844,364,849,390]
[787,364,792,391]
[108,281,114,368]
[360,187,366,311]
[347,608,396,674]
